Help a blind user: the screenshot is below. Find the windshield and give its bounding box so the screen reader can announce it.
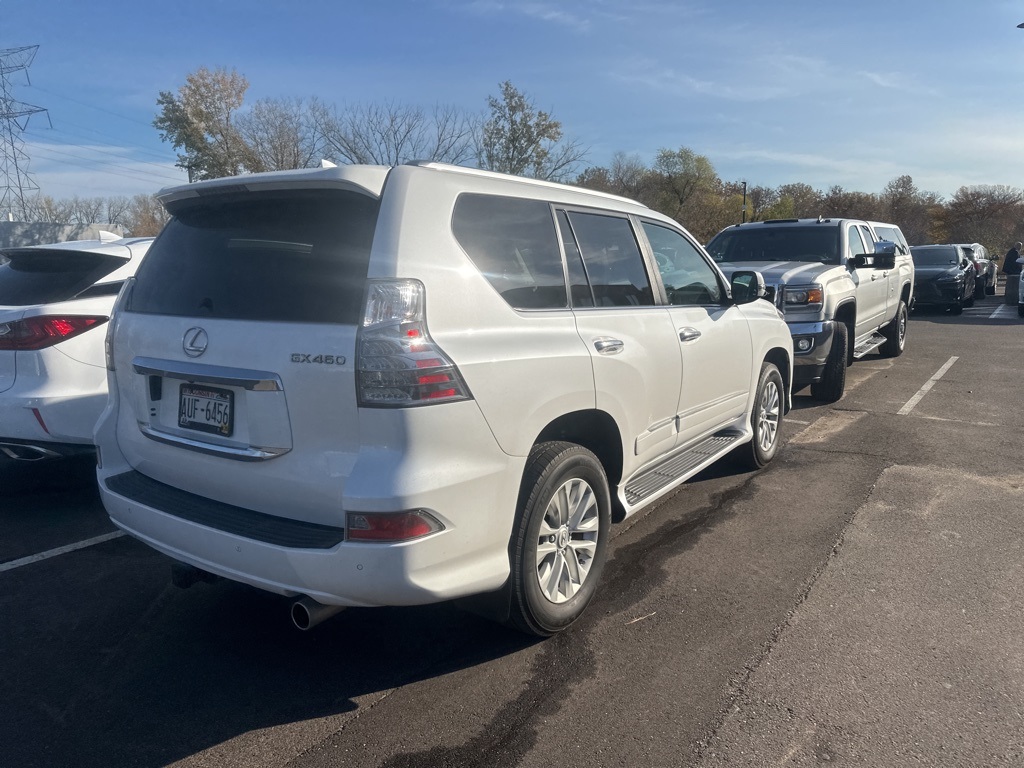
[910,246,960,266]
[706,226,840,265]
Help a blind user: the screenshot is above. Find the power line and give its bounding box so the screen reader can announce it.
[27,142,185,187]
[24,127,184,176]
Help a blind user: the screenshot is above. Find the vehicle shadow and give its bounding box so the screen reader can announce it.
[0,559,539,768]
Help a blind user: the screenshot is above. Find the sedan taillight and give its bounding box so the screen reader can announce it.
[0,315,107,351]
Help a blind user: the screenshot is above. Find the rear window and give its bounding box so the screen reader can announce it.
[0,250,125,305]
[707,226,840,265]
[910,246,960,266]
[452,194,567,310]
[129,190,379,324]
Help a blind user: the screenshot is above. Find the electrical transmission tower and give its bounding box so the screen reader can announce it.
[0,45,48,222]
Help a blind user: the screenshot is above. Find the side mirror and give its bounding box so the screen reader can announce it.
[874,241,897,265]
[731,270,767,305]
[853,253,875,269]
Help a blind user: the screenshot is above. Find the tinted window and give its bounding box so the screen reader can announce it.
[557,210,594,307]
[642,221,722,305]
[452,194,567,310]
[707,226,840,264]
[873,225,907,249]
[0,250,124,305]
[129,191,378,324]
[565,211,653,307]
[910,246,961,266]
[848,226,868,257]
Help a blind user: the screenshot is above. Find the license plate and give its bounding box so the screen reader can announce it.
[178,384,234,437]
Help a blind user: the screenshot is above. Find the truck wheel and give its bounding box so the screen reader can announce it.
[735,362,783,470]
[507,442,611,637]
[811,322,847,403]
[880,300,908,358]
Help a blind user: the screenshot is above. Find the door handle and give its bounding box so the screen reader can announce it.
[593,337,624,355]
[679,328,702,342]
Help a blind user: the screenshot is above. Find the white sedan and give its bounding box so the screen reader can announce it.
[0,234,153,461]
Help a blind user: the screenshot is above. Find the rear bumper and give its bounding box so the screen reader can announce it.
[96,401,525,608]
[0,393,106,449]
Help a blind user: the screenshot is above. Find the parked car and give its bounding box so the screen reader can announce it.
[0,234,153,461]
[954,243,995,297]
[705,217,914,403]
[95,162,794,636]
[909,244,976,314]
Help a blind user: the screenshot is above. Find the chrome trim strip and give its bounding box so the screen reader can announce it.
[138,424,290,462]
[132,357,282,392]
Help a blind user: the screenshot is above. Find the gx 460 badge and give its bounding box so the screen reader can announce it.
[291,354,346,365]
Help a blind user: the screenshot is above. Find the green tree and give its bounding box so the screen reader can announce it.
[478,81,587,181]
[649,147,723,241]
[154,66,253,181]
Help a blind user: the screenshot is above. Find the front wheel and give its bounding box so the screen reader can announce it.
[507,442,611,636]
[880,300,908,358]
[735,362,784,470]
[811,322,848,403]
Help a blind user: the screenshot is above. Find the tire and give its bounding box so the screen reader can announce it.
[507,442,611,636]
[811,322,848,403]
[973,279,985,301]
[1018,303,1024,318]
[734,362,783,471]
[880,300,908,358]
[949,300,963,316]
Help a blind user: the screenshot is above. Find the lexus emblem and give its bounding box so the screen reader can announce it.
[183,327,209,358]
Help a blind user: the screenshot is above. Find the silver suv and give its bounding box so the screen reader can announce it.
[96,162,793,636]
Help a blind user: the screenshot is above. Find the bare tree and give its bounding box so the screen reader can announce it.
[314,101,478,166]
[236,97,327,172]
[123,194,170,237]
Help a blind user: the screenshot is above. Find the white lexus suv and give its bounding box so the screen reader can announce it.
[95,162,792,636]
[0,234,152,461]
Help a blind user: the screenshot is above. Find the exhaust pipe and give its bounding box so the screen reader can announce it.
[0,442,61,461]
[291,596,345,631]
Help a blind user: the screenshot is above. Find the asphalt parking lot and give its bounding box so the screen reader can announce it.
[2,291,1023,768]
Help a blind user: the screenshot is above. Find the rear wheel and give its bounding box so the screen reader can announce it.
[880,300,908,358]
[811,322,848,403]
[507,442,611,636]
[734,362,783,470]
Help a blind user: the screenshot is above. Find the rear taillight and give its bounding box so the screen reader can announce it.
[356,279,472,407]
[0,315,107,351]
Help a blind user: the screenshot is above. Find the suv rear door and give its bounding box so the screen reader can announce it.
[110,189,379,524]
[0,246,130,393]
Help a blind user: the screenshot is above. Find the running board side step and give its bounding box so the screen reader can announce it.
[624,431,744,506]
[852,331,887,359]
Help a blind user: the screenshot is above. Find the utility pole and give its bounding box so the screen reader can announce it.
[0,46,49,222]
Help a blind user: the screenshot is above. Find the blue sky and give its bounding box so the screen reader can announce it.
[5,0,1024,203]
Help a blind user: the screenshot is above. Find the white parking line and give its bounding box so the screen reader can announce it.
[989,303,1017,320]
[897,357,958,416]
[0,530,126,574]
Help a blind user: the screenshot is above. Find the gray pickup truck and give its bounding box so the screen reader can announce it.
[707,217,915,402]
